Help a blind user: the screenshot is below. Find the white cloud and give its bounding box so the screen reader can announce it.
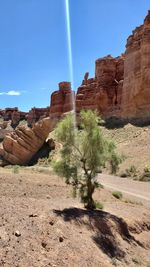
[0,90,21,96]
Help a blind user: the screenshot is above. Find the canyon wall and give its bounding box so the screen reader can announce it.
[76,55,124,118]
[121,11,150,120]
[76,11,150,121]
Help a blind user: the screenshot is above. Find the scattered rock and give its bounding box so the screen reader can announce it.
[41,241,47,248]
[29,213,38,218]
[59,236,64,242]
[49,221,54,226]
[15,231,21,237]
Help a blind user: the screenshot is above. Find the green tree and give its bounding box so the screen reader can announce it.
[53,110,121,210]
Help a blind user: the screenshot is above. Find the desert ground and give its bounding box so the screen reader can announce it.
[102,123,150,174]
[0,167,149,267]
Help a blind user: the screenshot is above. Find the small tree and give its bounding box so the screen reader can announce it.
[53,110,121,210]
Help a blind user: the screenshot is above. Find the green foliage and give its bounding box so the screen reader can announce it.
[139,167,150,182]
[126,165,138,177]
[110,152,123,174]
[132,257,141,265]
[12,165,20,174]
[124,199,143,205]
[37,156,52,166]
[94,201,104,210]
[53,110,121,210]
[120,172,128,178]
[120,165,138,178]
[112,191,123,200]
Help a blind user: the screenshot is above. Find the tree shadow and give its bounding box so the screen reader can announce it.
[53,207,143,259]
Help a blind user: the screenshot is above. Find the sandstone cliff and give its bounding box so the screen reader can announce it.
[121,10,150,120]
[27,107,50,126]
[76,11,150,121]
[76,55,124,118]
[50,81,75,119]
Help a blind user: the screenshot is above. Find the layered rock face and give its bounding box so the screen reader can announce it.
[76,11,150,120]
[76,55,124,118]
[50,82,75,119]
[0,118,56,165]
[27,107,50,126]
[0,108,27,127]
[0,121,12,141]
[121,11,150,120]
[0,107,50,127]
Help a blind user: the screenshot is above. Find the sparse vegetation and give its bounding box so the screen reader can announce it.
[53,110,121,210]
[124,199,143,205]
[110,153,123,175]
[120,172,128,178]
[12,165,20,174]
[111,258,118,266]
[94,201,104,210]
[139,167,150,182]
[112,191,123,200]
[132,257,141,265]
[37,156,52,166]
[120,165,139,179]
[120,166,150,182]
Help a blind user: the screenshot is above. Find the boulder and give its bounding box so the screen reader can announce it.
[0,117,56,165]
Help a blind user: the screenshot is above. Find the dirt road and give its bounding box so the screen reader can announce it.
[98,174,150,204]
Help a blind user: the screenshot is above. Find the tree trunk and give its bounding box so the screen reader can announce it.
[85,176,96,210]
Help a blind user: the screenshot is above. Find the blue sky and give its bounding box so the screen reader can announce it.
[0,0,149,111]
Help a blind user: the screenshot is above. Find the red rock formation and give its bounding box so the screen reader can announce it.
[0,107,50,127]
[0,118,56,165]
[76,55,124,118]
[121,10,150,120]
[0,108,27,126]
[0,109,4,117]
[27,107,49,126]
[50,82,75,119]
[3,108,19,121]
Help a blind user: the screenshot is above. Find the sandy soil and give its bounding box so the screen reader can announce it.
[102,124,150,173]
[0,168,150,267]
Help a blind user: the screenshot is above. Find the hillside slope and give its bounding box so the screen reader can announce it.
[102,124,150,174]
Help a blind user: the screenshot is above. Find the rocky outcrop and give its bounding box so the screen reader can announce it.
[121,11,150,120]
[0,121,14,141]
[27,107,50,126]
[0,108,27,127]
[76,55,124,118]
[0,107,50,128]
[0,118,56,165]
[50,82,75,119]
